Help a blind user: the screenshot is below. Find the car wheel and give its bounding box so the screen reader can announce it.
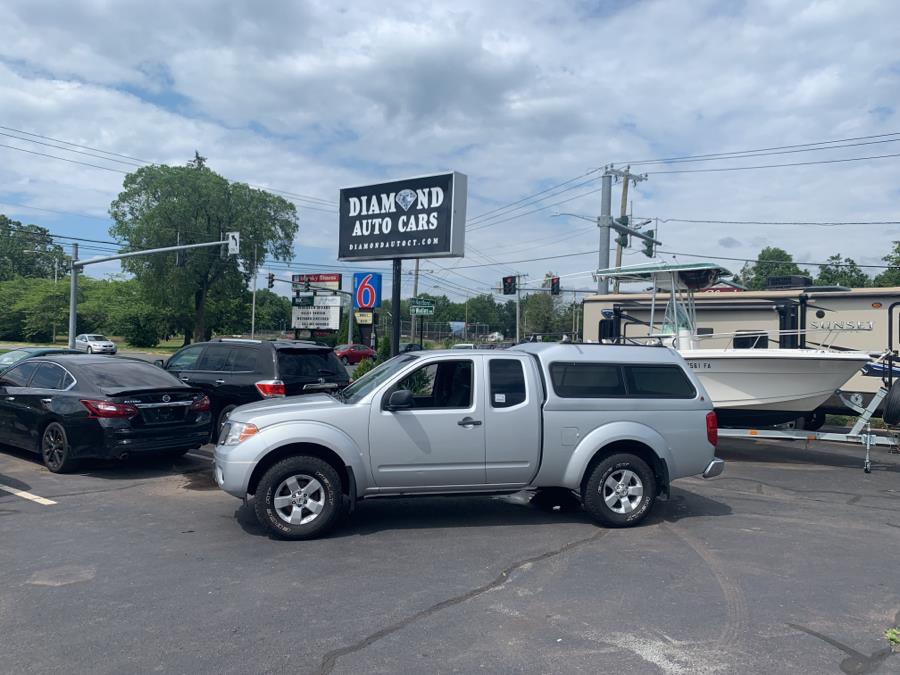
[341,356,349,365]
[41,422,77,473]
[254,455,343,540]
[214,405,237,442]
[581,453,656,527]
[86,346,93,354]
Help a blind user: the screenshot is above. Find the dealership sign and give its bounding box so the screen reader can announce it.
[338,172,467,261]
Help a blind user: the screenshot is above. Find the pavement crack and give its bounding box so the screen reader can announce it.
[314,528,608,675]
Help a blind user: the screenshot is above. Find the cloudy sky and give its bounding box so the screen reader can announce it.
[1,0,899,300]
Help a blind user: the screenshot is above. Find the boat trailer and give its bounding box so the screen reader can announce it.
[718,385,897,473]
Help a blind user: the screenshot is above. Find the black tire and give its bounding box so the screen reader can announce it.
[86,346,93,354]
[254,455,343,540]
[214,405,237,443]
[582,453,656,528]
[883,385,900,426]
[804,410,826,431]
[341,356,349,365]
[41,422,77,473]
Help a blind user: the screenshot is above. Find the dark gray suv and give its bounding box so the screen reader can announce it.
[159,339,349,436]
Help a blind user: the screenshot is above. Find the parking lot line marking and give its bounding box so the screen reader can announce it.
[0,482,57,506]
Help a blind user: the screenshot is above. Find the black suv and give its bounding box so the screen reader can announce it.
[159,339,349,435]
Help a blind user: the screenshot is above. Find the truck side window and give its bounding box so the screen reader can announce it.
[549,362,625,398]
[392,360,473,409]
[489,359,526,408]
[624,365,696,398]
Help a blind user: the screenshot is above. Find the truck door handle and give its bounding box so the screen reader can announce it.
[214,379,225,385]
[457,417,482,427]
[41,398,53,404]
[4,396,14,401]
[180,376,190,382]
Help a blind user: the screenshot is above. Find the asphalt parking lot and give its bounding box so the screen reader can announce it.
[2,438,899,674]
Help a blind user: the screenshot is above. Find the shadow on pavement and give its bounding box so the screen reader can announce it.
[234,486,733,539]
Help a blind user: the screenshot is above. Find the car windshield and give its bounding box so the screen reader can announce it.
[80,361,181,390]
[0,349,29,367]
[342,354,419,403]
[87,335,108,341]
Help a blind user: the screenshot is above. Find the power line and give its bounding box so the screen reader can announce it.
[0,201,111,222]
[0,143,129,174]
[0,131,146,167]
[0,124,336,207]
[657,249,894,270]
[469,186,604,232]
[2,221,120,246]
[619,131,900,166]
[467,174,602,227]
[659,217,900,227]
[644,151,900,175]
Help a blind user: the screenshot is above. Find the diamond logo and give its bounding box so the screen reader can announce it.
[396,189,416,211]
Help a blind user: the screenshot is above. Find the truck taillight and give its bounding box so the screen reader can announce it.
[706,411,718,447]
[81,399,139,419]
[255,380,285,398]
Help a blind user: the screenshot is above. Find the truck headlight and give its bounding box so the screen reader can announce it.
[220,422,259,446]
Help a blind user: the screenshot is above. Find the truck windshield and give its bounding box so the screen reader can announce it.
[342,354,419,403]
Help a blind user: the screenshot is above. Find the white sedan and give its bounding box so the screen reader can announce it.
[74,334,117,354]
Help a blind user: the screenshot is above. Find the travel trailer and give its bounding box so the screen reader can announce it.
[583,272,900,424]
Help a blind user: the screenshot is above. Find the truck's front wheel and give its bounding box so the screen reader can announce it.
[254,456,343,540]
[582,453,656,527]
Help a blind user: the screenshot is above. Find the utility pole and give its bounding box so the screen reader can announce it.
[411,258,420,344]
[68,243,78,349]
[598,172,612,294]
[514,273,527,343]
[608,166,648,293]
[250,248,258,338]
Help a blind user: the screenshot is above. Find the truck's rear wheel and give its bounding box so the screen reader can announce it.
[254,456,343,540]
[582,453,656,527]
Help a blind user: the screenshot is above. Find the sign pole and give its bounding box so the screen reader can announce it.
[347,295,355,344]
[392,258,401,356]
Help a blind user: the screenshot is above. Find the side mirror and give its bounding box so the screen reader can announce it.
[153,359,165,368]
[387,389,413,410]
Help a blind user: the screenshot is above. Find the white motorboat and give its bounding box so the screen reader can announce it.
[594,262,874,425]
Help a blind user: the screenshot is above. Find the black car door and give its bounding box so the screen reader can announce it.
[220,346,261,406]
[189,344,233,407]
[0,361,40,450]
[13,362,72,452]
[165,345,205,386]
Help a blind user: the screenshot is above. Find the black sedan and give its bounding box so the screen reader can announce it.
[0,355,211,472]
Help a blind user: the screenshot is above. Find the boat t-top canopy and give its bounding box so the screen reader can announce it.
[593,261,732,291]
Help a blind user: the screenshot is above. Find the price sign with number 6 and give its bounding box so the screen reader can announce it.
[353,272,382,310]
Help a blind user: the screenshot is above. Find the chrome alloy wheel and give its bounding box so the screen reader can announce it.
[602,469,644,514]
[42,424,67,472]
[272,474,325,525]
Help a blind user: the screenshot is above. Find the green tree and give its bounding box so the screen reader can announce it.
[815,254,871,287]
[109,154,298,343]
[735,247,804,290]
[874,241,900,287]
[0,215,67,281]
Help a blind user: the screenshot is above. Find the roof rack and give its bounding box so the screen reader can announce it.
[212,338,263,344]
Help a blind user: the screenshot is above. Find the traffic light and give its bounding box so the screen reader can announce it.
[615,215,629,227]
[550,276,560,295]
[267,272,275,289]
[642,230,656,258]
[502,275,517,295]
[615,232,629,247]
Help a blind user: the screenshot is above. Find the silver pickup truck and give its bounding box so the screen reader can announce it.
[214,343,724,539]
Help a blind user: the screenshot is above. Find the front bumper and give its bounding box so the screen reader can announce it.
[213,444,255,498]
[702,457,725,478]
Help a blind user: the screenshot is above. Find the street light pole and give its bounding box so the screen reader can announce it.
[68,243,78,348]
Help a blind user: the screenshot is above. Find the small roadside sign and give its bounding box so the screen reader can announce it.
[410,305,434,316]
[354,311,374,325]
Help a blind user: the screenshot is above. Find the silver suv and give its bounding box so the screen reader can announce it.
[215,343,723,539]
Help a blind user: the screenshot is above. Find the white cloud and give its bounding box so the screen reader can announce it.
[0,0,899,296]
